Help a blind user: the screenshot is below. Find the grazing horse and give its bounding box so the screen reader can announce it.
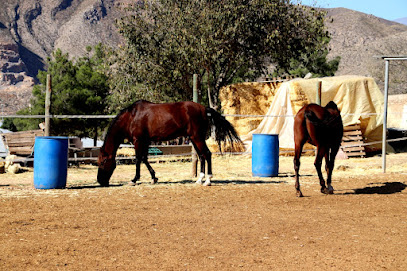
[97,100,242,187]
[293,101,343,197]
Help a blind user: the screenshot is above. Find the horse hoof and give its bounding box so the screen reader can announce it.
[296,191,304,197]
[203,181,211,186]
[127,181,137,186]
[196,173,205,185]
[321,187,331,194]
[151,178,158,184]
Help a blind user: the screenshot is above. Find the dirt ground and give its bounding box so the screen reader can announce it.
[0,153,406,270]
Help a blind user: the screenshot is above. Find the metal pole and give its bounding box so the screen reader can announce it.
[45,74,52,136]
[382,60,389,173]
[191,74,199,177]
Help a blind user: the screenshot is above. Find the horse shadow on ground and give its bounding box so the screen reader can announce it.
[68,183,124,190]
[65,172,307,188]
[159,172,298,185]
[339,182,407,195]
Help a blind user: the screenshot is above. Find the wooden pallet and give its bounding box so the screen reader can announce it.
[341,124,366,158]
[0,130,44,156]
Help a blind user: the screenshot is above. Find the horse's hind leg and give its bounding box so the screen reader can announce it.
[192,139,212,186]
[204,144,212,186]
[294,142,304,197]
[326,146,340,194]
[315,146,328,194]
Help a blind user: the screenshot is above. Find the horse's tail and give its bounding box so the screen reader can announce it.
[205,107,243,153]
[304,110,322,125]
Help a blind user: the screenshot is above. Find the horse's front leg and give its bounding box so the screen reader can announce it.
[129,141,142,186]
[129,155,141,186]
[143,156,158,184]
[315,146,328,194]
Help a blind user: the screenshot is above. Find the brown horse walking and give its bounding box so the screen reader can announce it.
[97,100,242,187]
[293,101,343,197]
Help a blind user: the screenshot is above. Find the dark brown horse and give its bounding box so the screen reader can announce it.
[97,100,242,187]
[293,101,343,197]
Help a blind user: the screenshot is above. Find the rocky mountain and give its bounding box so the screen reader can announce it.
[0,2,407,115]
[0,0,122,115]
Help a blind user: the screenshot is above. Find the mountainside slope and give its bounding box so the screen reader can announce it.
[324,8,407,91]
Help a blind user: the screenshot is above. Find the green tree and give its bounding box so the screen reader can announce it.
[1,118,17,132]
[108,0,339,109]
[7,45,110,145]
[286,45,341,78]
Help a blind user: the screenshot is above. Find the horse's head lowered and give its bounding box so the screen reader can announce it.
[97,148,116,187]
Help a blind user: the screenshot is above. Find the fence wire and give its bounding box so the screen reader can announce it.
[1,112,407,164]
[1,112,403,119]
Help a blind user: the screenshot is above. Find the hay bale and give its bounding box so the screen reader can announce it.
[7,164,21,174]
[117,148,134,157]
[289,81,309,113]
[219,82,282,136]
[206,138,245,153]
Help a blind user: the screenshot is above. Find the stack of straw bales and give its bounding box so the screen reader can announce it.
[288,81,309,113]
[219,82,282,136]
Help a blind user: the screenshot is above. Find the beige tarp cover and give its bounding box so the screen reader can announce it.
[242,75,384,152]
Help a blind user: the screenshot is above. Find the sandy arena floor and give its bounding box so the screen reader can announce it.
[0,153,406,270]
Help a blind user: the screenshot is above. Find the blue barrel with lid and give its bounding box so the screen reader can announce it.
[252,134,279,177]
[34,136,69,189]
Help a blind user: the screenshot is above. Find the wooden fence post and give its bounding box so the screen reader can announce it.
[316,81,322,105]
[191,74,199,177]
[45,74,52,136]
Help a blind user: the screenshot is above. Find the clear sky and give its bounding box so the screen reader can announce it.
[299,0,407,21]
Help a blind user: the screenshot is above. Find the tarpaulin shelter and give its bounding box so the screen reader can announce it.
[221,76,384,152]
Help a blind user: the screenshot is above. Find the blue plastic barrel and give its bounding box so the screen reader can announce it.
[34,136,69,189]
[252,134,279,177]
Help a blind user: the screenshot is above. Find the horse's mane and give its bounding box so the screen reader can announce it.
[103,100,146,143]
